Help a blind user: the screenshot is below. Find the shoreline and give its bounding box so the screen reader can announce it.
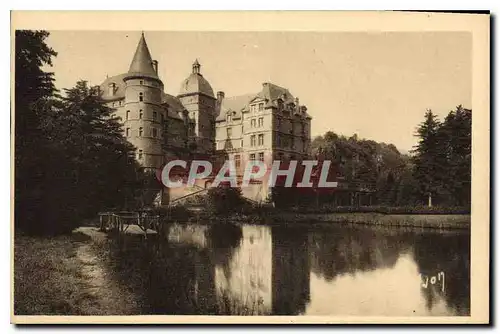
[172,211,471,230]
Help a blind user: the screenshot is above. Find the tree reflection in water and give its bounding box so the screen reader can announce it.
[103,223,469,316]
[413,231,470,315]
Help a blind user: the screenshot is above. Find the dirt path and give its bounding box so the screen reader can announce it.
[73,227,141,315]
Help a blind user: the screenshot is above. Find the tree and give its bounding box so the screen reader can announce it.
[206,186,244,215]
[437,106,472,206]
[412,109,443,206]
[14,30,58,233]
[51,81,142,217]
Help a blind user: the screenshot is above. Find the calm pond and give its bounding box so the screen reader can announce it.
[108,222,470,316]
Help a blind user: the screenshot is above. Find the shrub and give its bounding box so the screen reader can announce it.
[206,186,245,215]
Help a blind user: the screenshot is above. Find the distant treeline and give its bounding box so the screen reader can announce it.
[310,106,471,208]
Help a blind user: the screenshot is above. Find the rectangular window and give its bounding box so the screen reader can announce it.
[258,103,264,111]
[258,134,264,146]
[160,114,164,123]
[276,134,281,147]
[153,111,157,120]
[250,135,256,147]
[277,117,281,128]
[126,110,130,120]
[250,153,256,161]
[139,93,144,102]
[139,110,143,119]
[138,150,143,160]
[152,128,158,138]
[235,155,241,168]
[126,128,130,137]
[227,114,232,122]
[227,127,232,138]
[258,117,263,127]
[140,80,143,85]
[139,127,143,137]
[251,119,256,128]
[258,152,264,161]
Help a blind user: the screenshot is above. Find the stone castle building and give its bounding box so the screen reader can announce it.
[100,33,312,202]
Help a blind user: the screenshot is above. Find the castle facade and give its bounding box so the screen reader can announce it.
[99,33,312,202]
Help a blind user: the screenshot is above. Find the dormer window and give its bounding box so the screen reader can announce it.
[258,103,264,111]
[227,114,232,122]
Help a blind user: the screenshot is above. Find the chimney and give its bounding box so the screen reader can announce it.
[108,82,116,96]
[152,60,158,74]
[217,91,225,102]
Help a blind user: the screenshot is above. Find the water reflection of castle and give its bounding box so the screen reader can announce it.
[214,225,310,315]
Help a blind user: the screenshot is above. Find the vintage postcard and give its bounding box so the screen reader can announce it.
[11,11,490,324]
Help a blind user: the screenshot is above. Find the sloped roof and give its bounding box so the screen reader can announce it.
[99,73,127,101]
[99,73,187,120]
[259,82,295,103]
[127,33,159,80]
[215,94,255,121]
[162,93,187,120]
[215,82,312,122]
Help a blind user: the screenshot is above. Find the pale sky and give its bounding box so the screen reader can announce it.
[45,31,471,152]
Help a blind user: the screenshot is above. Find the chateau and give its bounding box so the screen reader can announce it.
[100,33,312,202]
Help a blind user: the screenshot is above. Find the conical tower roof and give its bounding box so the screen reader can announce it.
[126,32,159,80]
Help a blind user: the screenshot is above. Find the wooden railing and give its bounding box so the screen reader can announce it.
[98,211,160,235]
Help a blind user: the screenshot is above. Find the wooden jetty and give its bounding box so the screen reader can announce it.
[98,211,160,237]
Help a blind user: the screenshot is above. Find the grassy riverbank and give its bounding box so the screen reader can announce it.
[163,205,471,229]
[14,232,93,315]
[13,229,139,316]
[267,212,470,229]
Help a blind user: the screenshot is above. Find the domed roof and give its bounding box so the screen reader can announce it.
[178,59,215,98]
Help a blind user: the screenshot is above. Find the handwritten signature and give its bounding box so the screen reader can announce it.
[420,271,445,293]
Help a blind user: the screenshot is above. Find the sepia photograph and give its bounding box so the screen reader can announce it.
[10,11,490,324]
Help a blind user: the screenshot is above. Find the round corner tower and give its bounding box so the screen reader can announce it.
[123,33,166,170]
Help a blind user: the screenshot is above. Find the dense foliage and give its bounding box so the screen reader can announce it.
[15,31,151,235]
[310,132,415,206]
[412,108,471,206]
[310,107,471,208]
[206,186,245,215]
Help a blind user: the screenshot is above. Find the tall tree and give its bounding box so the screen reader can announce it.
[51,81,142,218]
[438,106,472,206]
[14,30,58,233]
[412,109,442,206]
